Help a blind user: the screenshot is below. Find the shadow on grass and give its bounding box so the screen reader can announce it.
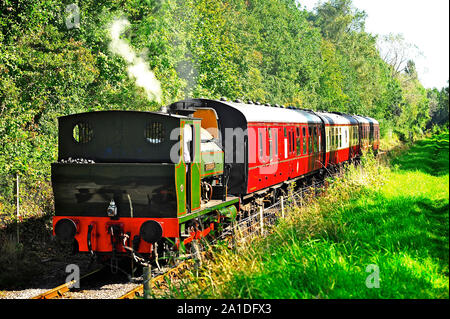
[235,134,450,298]
[392,133,449,176]
[247,191,450,298]
[217,188,449,298]
[344,194,449,268]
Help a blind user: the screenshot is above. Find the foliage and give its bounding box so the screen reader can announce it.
[427,83,449,128]
[166,133,449,299]
[0,0,446,215]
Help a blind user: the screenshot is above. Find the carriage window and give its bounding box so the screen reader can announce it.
[313,127,317,153]
[349,127,352,145]
[73,122,93,144]
[288,131,290,154]
[275,129,278,158]
[338,128,342,148]
[331,128,335,150]
[334,128,336,149]
[296,127,301,155]
[336,128,338,148]
[290,130,294,153]
[289,131,292,153]
[317,128,322,153]
[268,128,272,161]
[327,129,330,152]
[316,127,319,152]
[145,122,164,144]
[259,131,263,161]
[302,127,307,155]
[292,130,295,153]
[308,127,312,154]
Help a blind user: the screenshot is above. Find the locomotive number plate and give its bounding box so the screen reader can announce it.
[205,163,215,171]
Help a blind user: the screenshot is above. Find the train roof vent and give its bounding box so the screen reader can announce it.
[220,97,227,101]
[247,100,254,104]
[234,98,242,103]
[255,101,261,105]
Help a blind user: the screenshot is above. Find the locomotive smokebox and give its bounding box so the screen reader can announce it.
[139,220,163,244]
[54,218,78,241]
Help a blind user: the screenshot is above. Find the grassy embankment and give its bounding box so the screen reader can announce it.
[168,133,449,299]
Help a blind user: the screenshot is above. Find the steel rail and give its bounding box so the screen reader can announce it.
[31,267,104,299]
[118,259,193,299]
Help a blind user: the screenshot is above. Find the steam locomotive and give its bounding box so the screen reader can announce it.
[52,98,379,263]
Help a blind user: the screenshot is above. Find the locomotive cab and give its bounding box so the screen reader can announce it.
[52,111,192,253]
[52,109,234,259]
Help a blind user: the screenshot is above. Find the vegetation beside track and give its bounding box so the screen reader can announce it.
[0,213,83,290]
[167,132,449,299]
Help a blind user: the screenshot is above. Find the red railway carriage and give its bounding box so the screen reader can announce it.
[364,116,380,152]
[352,115,380,153]
[352,115,370,151]
[315,112,359,167]
[172,99,325,197]
[216,102,324,194]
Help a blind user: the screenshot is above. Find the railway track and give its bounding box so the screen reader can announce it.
[28,256,200,299]
[29,166,351,300]
[31,267,105,299]
[119,258,194,299]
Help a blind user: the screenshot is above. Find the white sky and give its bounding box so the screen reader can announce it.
[298,0,449,89]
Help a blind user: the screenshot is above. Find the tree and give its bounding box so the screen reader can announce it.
[428,83,449,128]
[377,33,422,78]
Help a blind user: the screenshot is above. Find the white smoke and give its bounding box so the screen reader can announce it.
[108,17,162,103]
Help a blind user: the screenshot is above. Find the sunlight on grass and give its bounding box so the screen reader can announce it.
[166,133,449,299]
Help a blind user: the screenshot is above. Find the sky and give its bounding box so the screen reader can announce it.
[298,0,449,89]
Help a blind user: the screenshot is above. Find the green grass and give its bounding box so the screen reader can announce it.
[170,133,449,299]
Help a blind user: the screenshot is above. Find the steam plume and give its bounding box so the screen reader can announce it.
[108,17,162,103]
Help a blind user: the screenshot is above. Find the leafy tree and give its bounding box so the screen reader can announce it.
[0,0,439,214]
